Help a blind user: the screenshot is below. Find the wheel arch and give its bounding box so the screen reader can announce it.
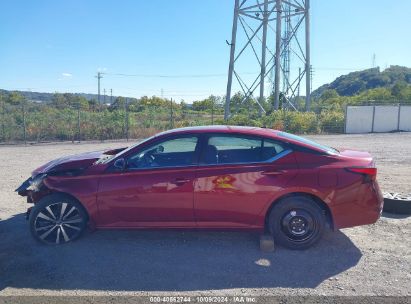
[264,192,334,232]
[38,191,90,221]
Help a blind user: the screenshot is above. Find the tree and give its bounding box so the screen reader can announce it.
[180,101,189,111]
[391,81,407,99]
[7,91,25,105]
[110,97,127,111]
[320,89,339,101]
[88,99,99,111]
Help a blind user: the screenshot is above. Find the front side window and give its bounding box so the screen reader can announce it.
[202,135,287,165]
[127,136,198,169]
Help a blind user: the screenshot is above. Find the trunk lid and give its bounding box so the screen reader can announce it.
[338,149,375,166]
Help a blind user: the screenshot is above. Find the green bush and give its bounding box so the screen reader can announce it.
[226,114,262,127]
[320,111,345,133]
[262,111,321,134]
[285,112,320,134]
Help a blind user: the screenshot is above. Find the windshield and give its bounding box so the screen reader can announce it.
[278,132,338,154]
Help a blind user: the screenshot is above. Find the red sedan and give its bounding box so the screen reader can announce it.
[16,126,383,249]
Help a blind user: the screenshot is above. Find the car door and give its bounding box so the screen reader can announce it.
[96,135,199,228]
[193,134,298,228]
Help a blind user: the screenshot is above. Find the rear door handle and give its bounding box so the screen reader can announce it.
[172,178,191,186]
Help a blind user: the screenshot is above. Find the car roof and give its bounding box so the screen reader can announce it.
[155,125,281,138]
[153,126,328,153]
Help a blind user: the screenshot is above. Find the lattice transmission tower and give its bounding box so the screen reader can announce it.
[224,0,311,120]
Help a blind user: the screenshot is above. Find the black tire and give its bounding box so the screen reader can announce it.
[268,196,325,250]
[29,193,88,245]
[383,193,411,215]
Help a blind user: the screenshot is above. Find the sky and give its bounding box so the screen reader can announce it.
[1,0,411,102]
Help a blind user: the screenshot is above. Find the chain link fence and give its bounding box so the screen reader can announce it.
[0,101,225,144]
[1,99,409,144]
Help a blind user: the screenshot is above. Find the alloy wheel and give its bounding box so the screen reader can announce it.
[34,202,84,244]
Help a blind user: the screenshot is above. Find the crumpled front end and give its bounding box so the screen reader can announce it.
[15,173,51,204]
[15,147,125,221]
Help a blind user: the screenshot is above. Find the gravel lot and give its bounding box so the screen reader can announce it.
[0,132,410,298]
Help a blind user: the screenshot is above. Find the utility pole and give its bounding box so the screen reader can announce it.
[95,72,103,106]
[305,0,311,112]
[225,0,240,120]
[110,89,113,104]
[259,0,269,116]
[273,0,282,110]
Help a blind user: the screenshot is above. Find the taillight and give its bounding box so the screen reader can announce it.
[346,167,377,182]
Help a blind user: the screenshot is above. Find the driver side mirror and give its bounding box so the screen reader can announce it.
[113,158,126,171]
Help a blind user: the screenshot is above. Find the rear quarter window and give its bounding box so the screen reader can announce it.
[278,131,338,154]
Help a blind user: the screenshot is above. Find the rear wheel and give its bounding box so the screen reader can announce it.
[268,196,325,250]
[29,194,88,245]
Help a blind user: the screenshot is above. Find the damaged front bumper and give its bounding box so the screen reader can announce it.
[15,174,49,204]
[16,175,50,220]
[15,177,32,196]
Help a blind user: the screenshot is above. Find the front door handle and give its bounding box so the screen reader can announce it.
[262,170,286,176]
[172,178,190,186]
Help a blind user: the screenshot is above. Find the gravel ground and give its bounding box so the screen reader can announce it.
[0,133,410,298]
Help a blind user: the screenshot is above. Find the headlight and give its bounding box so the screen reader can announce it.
[27,174,47,192]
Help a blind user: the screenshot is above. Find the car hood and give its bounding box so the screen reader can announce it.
[32,147,127,176]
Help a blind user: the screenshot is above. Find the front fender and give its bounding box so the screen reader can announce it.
[43,175,100,225]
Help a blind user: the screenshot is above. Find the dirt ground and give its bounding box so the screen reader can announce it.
[0,132,410,298]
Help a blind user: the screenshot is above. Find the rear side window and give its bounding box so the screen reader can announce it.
[202,135,287,165]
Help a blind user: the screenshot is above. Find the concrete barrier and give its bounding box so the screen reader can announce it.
[373,106,399,133]
[346,105,411,134]
[345,106,374,133]
[399,106,411,131]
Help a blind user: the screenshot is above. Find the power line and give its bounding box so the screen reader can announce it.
[103,72,258,78]
[314,67,369,71]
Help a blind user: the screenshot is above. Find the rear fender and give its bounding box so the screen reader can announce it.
[256,185,333,226]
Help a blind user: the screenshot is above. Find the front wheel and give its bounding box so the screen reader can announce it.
[29,194,88,245]
[268,196,325,250]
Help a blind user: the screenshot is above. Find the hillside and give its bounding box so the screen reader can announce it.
[312,65,411,98]
[2,65,411,104]
[0,89,115,104]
